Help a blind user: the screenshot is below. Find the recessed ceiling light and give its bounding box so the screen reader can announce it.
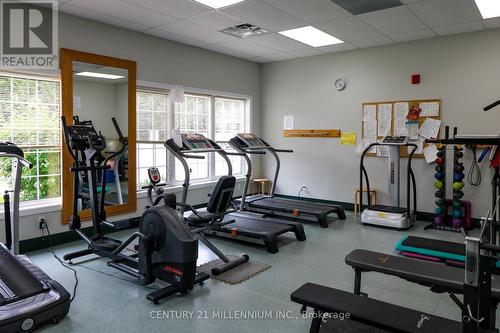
[75,72,124,80]
[194,0,245,9]
[475,0,500,19]
[279,26,344,47]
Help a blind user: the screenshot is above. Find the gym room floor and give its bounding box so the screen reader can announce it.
[32,212,486,333]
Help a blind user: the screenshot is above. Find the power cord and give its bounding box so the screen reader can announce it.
[297,185,308,198]
[467,146,481,187]
[40,220,79,303]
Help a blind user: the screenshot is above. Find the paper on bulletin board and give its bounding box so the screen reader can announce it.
[363,105,376,121]
[406,121,419,139]
[283,115,294,130]
[423,144,439,163]
[419,118,441,139]
[394,102,409,136]
[377,104,392,137]
[356,137,376,154]
[420,102,439,117]
[363,120,377,138]
[340,132,356,145]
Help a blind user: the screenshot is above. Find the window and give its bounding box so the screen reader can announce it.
[136,90,168,187]
[0,74,61,203]
[174,95,210,182]
[214,97,245,177]
[136,87,249,189]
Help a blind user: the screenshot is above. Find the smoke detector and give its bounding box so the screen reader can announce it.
[220,24,269,39]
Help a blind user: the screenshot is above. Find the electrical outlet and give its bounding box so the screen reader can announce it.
[38,216,47,230]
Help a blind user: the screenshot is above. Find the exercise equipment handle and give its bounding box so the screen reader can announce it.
[484,100,500,112]
[3,191,11,251]
[274,149,293,153]
[111,117,126,142]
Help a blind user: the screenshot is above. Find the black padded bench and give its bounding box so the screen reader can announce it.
[345,249,500,301]
[291,283,462,333]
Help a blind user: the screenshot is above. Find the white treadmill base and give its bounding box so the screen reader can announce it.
[361,210,413,230]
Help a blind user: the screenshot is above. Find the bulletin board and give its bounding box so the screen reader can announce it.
[361,99,441,158]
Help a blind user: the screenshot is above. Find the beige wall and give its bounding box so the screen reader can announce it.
[261,28,500,217]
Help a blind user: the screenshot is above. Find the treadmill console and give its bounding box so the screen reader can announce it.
[182,133,216,150]
[236,133,268,149]
[381,136,409,145]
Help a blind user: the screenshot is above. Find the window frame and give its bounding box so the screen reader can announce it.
[0,71,62,205]
[137,80,251,190]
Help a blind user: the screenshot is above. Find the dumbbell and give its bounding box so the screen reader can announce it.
[434,180,443,189]
[453,182,464,191]
[453,173,464,182]
[434,172,444,180]
[453,191,464,200]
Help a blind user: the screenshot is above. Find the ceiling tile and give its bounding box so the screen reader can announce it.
[351,36,394,48]
[220,0,307,32]
[68,0,178,27]
[318,42,358,54]
[434,20,484,36]
[185,11,244,30]
[59,3,150,31]
[288,48,325,58]
[358,5,427,35]
[262,0,351,24]
[390,28,435,42]
[317,16,383,42]
[146,29,212,47]
[216,39,281,56]
[155,20,237,44]
[248,33,311,52]
[124,0,211,18]
[484,17,500,29]
[257,53,296,62]
[409,0,482,28]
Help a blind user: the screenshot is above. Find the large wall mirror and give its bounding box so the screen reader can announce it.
[60,49,137,224]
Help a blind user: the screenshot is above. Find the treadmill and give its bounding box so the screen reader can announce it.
[164,133,306,254]
[0,142,70,332]
[229,133,346,228]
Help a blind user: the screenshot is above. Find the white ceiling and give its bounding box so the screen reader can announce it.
[57,0,500,63]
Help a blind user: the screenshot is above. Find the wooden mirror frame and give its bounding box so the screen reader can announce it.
[60,48,137,224]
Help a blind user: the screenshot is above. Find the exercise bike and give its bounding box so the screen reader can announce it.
[144,167,249,276]
[61,117,209,304]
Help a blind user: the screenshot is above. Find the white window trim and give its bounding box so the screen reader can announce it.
[138,80,252,189]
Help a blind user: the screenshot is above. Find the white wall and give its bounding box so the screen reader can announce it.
[261,28,500,218]
[1,11,261,243]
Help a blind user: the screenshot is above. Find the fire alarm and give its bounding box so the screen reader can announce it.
[411,74,421,85]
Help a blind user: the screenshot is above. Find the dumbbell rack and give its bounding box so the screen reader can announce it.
[428,127,472,232]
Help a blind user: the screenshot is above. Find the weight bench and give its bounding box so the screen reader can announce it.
[291,283,462,333]
[345,249,500,302]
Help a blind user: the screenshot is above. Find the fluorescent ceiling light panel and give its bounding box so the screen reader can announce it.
[279,26,344,47]
[475,0,500,19]
[194,0,245,9]
[75,72,124,80]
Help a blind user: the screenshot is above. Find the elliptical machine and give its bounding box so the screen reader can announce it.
[61,117,209,304]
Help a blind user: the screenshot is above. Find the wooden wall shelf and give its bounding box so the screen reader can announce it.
[283,129,341,138]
